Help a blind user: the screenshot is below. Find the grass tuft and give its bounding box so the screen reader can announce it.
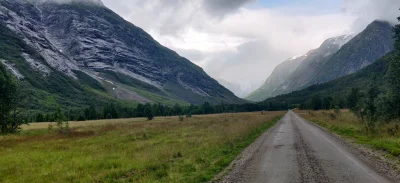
[296,110,400,157]
[0,111,284,182]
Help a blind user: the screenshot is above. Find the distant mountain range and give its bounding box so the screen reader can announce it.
[0,0,243,111]
[247,20,394,101]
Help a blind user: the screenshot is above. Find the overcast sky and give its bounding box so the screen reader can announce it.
[102,0,400,97]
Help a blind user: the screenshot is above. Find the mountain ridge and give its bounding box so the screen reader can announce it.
[0,0,243,108]
[247,20,394,102]
[246,34,354,101]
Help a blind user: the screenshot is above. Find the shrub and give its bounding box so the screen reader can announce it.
[55,107,69,135]
[329,113,337,120]
[334,106,341,116]
[48,123,54,132]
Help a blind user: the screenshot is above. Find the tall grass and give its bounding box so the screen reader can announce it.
[296,110,400,157]
[0,111,284,183]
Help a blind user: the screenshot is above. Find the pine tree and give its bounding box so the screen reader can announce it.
[311,95,322,110]
[347,88,361,111]
[386,13,400,119]
[0,63,22,134]
[394,13,400,52]
[144,106,154,120]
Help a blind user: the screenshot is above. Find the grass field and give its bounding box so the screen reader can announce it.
[0,111,284,183]
[296,110,400,157]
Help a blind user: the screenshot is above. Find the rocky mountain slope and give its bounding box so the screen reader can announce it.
[247,20,394,102]
[311,21,394,84]
[263,52,396,109]
[0,0,243,107]
[245,56,305,101]
[247,34,354,101]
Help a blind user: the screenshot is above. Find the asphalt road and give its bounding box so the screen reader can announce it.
[221,111,393,183]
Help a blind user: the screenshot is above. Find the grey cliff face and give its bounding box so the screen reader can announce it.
[0,0,242,104]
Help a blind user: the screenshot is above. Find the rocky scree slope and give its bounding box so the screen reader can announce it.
[0,0,243,105]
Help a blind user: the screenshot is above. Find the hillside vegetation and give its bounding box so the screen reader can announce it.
[264,52,395,109]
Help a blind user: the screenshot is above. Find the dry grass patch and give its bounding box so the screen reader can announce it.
[0,111,284,183]
[295,110,400,157]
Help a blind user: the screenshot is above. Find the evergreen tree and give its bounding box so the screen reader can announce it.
[144,106,154,120]
[386,14,400,119]
[88,105,97,120]
[347,88,361,111]
[136,103,145,117]
[0,63,22,134]
[394,13,400,52]
[377,13,400,121]
[363,84,380,134]
[311,95,322,110]
[323,97,333,110]
[36,113,45,122]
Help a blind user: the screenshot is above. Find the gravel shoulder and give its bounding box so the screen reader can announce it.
[213,111,399,183]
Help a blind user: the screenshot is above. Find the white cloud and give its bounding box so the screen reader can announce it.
[102,0,399,97]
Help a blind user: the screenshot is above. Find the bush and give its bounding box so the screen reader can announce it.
[329,113,337,120]
[179,115,184,121]
[334,106,341,116]
[48,123,54,132]
[55,107,69,135]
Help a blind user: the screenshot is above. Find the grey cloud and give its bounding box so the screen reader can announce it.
[175,49,206,62]
[103,0,204,36]
[202,0,254,16]
[343,0,400,32]
[102,0,398,95]
[204,40,286,94]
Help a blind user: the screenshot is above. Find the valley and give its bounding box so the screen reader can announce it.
[1,0,400,183]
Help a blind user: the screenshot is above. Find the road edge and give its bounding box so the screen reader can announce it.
[292,111,400,182]
[210,113,286,183]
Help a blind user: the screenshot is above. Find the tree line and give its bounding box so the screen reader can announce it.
[292,15,400,134]
[32,101,287,123]
[346,15,400,134]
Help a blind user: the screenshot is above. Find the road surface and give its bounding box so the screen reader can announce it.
[221,111,393,183]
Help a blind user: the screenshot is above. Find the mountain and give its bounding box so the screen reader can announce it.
[0,0,243,111]
[247,34,354,101]
[311,21,394,84]
[217,79,256,98]
[247,20,394,102]
[263,52,396,109]
[245,55,305,101]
